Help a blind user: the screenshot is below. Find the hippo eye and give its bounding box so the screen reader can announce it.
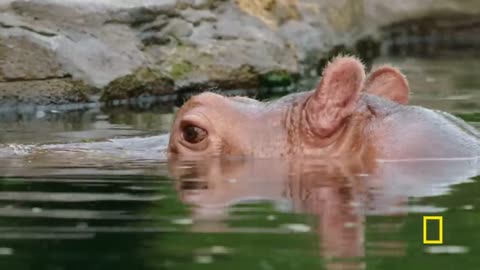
[182,125,207,144]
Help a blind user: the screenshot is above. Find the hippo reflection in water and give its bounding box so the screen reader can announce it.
[167,56,480,268]
[170,156,479,269]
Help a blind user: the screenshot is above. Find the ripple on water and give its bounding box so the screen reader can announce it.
[425,246,470,254]
[0,192,166,202]
[0,247,13,256]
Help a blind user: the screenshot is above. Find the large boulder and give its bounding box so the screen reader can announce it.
[0,0,480,106]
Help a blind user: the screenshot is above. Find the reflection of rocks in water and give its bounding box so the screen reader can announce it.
[382,15,480,57]
[0,103,175,144]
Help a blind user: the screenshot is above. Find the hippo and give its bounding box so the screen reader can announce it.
[168,56,480,160]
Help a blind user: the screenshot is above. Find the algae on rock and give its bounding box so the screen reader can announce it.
[260,70,297,87]
[101,68,175,102]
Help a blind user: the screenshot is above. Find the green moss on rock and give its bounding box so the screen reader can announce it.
[101,67,175,102]
[260,70,296,87]
[170,61,193,80]
[71,80,98,97]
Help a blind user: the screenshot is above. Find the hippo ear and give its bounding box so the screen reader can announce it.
[304,57,365,138]
[365,66,409,104]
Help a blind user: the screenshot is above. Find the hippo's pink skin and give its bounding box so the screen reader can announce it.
[168,57,480,160]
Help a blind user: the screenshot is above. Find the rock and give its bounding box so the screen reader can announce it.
[0,35,94,105]
[0,36,66,81]
[179,8,217,24]
[2,0,147,87]
[1,0,480,106]
[101,67,174,102]
[0,78,94,105]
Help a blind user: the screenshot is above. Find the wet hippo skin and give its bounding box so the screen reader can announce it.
[168,56,480,161]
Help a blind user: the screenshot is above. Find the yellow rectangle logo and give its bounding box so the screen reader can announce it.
[423,216,443,244]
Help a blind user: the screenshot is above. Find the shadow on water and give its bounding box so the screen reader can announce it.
[0,56,479,270]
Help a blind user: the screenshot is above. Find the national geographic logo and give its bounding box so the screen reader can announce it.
[423,216,443,244]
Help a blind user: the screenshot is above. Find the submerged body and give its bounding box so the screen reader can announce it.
[168,57,480,161]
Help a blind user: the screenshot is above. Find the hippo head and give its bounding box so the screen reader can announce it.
[168,57,409,158]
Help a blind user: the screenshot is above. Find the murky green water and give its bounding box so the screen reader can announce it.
[0,57,479,270]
